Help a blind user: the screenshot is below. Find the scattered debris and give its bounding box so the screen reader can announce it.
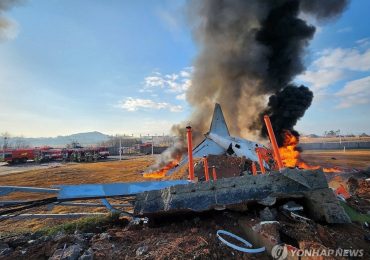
[79,248,93,260]
[259,207,276,221]
[348,176,370,199]
[335,184,351,199]
[49,244,82,260]
[0,242,12,256]
[0,203,369,259]
[289,212,313,224]
[194,155,250,180]
[136,245,149,256]
[239,218,280,256]
[280,201,311,223]
[282,201,303,212]
[216,230,265,253]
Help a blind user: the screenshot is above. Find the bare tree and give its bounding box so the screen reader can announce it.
[1,132,10,149]
[13,137,30,149]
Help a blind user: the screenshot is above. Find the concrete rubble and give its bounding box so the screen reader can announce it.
[135,168,351,224]
[49,244,82,260]
[259,207,276,221]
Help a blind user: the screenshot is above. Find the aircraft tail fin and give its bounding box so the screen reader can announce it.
[209,103,230,137]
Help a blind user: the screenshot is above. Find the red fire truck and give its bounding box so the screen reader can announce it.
[1,146,110,164]
[1,148,36,164]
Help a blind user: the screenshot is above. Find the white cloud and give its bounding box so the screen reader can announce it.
[144,75,166,89]
[298,41,370,109]
[169,105,183,112]
[142,67,192,95]
[119,97,183,112]
[175,93,186,100]
[156,8,181,34]
[335,76,370,108]
[356,38,370,48]
[298,69,345,91]
[180,70,191,78]
[118,67,191,115]
[314,48,370,71]
[337,26,352,33]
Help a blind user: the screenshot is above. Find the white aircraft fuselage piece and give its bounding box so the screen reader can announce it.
[207,132,262,163]
[184,103,268,168]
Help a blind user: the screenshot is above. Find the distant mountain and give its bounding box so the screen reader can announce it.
[9,131,111,148]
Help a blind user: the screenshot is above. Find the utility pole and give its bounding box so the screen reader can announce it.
[2,136,8,162]
[119,137,122,161]
[2,137,4,162]
[151,135,154,156]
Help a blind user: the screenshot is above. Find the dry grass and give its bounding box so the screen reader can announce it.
[1,150,370,234]
[301,149,370,170]
[0,157,154,201]
[0,156,154,233]
[0,156,154,186]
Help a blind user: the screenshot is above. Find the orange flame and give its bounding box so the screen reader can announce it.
[279,131,341,173]
[144,157,180,179]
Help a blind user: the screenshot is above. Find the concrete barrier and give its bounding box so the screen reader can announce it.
[134,168,351,223]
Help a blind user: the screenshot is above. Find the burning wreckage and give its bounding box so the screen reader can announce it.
[0,104,351,225]
[2,0,368,257]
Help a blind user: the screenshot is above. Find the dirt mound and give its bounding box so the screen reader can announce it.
[1,212,267,260]
[2,208,370,260]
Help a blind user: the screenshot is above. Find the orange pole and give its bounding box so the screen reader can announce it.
[212,166,217,180]
[263,115,284,170]
[256,149,266,174]
[203,156,210,181]
[186,126,195,181]
[252,162,257,176]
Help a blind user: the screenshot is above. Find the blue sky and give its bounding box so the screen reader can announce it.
[0,0,369,137]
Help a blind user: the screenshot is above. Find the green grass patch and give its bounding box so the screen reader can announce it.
[39,212,121,236]
[340,201,370,223]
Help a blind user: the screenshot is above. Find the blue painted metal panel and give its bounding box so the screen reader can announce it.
[57,180,189,200]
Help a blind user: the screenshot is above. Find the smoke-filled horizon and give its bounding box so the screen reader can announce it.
[153,0,349,170]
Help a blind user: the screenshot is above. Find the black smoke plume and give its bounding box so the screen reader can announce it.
[255,0,316,91]
[254,0,316,143]
[254,0,347,143]
[261,85,313,146]
[153,0,349,168]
